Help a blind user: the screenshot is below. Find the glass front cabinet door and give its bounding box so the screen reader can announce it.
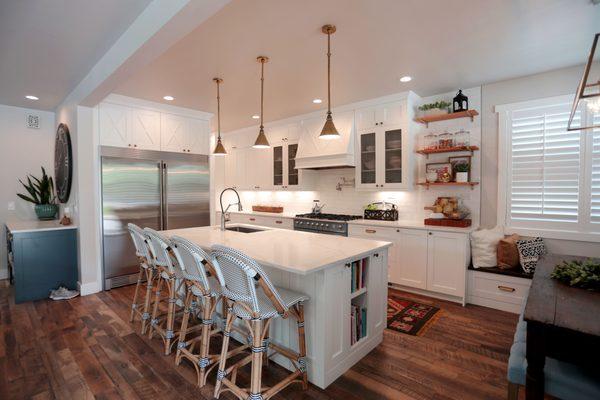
[355,103,409,190]
[272,141,304,189]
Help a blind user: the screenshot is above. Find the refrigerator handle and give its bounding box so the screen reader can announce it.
[160,162,167,230]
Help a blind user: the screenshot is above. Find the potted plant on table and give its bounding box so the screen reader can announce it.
[17,167,59,220]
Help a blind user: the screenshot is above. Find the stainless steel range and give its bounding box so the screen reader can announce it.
[293,213,363,236]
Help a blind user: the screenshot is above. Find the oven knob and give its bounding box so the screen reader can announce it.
[337,224,342,229]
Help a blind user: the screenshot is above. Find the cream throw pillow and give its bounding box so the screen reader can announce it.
[470,226,505,268]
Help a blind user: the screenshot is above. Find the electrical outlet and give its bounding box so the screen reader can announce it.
[7,202,15,211]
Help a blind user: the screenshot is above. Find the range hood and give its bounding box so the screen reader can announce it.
[295,110,355,169]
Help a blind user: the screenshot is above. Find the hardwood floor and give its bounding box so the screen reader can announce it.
[0,281,518,399]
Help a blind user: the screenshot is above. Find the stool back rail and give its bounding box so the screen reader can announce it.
[144,228,188,355]
[210,244,309,400]
[171,236,250,387]
[127,223,158,334]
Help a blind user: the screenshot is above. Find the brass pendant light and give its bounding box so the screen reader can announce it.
[212,77,227,156]
[253,56,270,149]
[319,24,340,140]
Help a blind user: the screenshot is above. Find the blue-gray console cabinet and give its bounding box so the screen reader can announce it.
[5,224,78,303]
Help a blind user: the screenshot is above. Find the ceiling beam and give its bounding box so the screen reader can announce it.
[59,0,230,110]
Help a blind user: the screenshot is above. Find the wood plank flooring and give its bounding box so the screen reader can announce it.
[0,281,519,399]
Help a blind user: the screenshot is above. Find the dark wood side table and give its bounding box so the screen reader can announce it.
[524,254,600,399]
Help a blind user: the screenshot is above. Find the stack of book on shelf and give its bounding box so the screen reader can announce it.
[350,304,367,345]
[350,258,367,293]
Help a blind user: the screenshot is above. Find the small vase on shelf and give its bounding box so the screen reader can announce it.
[455,172,469,183]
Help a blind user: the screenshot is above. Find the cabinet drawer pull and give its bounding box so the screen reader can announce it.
[365,229,376,234]
[498,285,515,293]
[275,220,282,224]
[249,218,256,222]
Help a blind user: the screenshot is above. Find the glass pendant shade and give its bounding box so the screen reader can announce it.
[213,137,226,155]
[319,112,340,139]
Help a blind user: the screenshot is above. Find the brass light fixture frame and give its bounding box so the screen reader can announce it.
[212,77,227,155]
[319,24,340,140]
[568,32,600,131]
[253,56,271,148]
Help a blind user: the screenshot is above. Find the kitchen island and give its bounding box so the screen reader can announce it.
[161,224,391,389]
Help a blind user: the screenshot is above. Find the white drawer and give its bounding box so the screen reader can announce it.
[468,271,531,305]
[348,224,398,239]
[228,213,292,230]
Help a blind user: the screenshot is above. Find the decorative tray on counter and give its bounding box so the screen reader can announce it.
[252,205,284,213]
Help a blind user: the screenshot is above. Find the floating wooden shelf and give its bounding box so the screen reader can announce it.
[415,109,479,127]
[417,182,479,190]
[416,145,479,158]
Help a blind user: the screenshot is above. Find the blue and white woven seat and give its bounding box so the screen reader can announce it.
[170,236,228,387]
[144,228,187,355]
[126,223,157,335]
[211,244,309,400]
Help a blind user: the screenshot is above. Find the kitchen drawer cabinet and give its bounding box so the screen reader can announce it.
[467,270,531,313]
[225,213,293,230]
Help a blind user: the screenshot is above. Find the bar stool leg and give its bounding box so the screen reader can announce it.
[149,275,164,339]
[214,310,234,399]
[164,277,177,355]
[250,318,264,400]
[130,266,144,322]
[198,294,213,387]
[141,267,155,335]
[296,303,308,389]
[175,286,193,366]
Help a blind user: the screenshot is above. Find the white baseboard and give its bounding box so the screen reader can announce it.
[0,269,8,280]
[78,281,102,296]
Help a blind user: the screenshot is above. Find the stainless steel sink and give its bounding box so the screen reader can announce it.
[225,226,266,233]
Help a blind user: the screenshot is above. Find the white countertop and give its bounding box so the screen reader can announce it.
[5,219,78,233]
[348,218,478,233]
[161,225,391,275]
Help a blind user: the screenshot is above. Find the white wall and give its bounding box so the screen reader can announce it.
[0,104,56,279]
[481,63,600,257]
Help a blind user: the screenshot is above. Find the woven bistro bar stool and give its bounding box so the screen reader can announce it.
[171,236,246,387]
[144,228,187,355]
[127,223,157,335]
[211,245,309,400]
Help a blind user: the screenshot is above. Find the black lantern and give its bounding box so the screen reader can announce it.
[453,90,468,112]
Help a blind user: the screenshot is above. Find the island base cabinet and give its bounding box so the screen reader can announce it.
[223,250,388,389]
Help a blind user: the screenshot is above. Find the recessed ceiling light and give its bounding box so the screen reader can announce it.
[252,115,260,119]
[400,76,412,83]
[312,98,323,104]
[163,95,174,101]
[25,95,39,100]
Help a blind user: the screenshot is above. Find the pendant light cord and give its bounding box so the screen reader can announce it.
[327,31,331,115]
[260,59,265,129]
[216,80,221,140]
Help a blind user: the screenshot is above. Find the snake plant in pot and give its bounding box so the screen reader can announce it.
[17,167,58,220]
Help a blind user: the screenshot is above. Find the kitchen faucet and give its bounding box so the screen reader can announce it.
[220,187,243,231]
[312,200,325,214]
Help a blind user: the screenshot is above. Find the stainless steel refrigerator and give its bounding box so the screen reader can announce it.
[101,147,210,289]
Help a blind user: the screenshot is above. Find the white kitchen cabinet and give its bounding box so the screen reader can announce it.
[348,224,469,304]
[99,103,131,148]
[131,108,161,150]
[223,147,239,189]
[355,101,403,131]
[247,147,272,190]
[272,140,313,190]
[188,118,210,155]
[426,231,468,298]
[395,229,428,289]
[218,212,293,230]
[161,114,190,153]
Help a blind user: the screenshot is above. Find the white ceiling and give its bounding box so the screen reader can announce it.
[115,0,600,133]
[0,0,151,111]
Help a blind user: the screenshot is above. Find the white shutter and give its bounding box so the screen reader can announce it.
[509,104,581,227]
[591,113,600,224]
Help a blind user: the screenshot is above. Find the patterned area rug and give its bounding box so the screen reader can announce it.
[387,296,442,336]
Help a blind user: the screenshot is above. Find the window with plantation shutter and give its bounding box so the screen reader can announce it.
[498,95,600,241]
[591,113,600,225]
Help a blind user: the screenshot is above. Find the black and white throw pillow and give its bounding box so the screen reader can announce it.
[516,237,547,274]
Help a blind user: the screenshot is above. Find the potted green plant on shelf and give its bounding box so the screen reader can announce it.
[418,101,451,118]
[454,162,470,183]
[17,167,59,220]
